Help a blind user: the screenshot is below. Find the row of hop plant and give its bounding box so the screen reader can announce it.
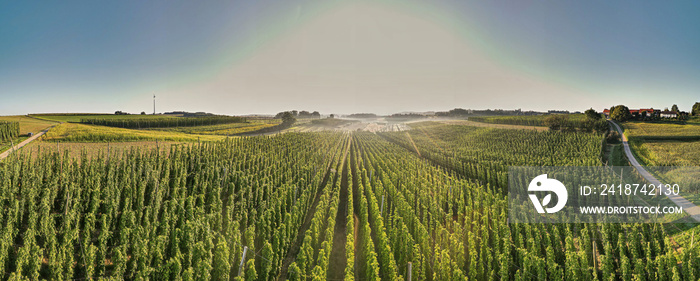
[81,116,246,129]
[0,121,19,142]
[0,132,346,280]
[355,126,692,280]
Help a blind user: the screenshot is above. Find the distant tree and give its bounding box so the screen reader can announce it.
[664,107,669,111]
[311,111,321,118]
[671,104,679,112]
[692,102,700,116]
[329,114,335,119]
[610,105,632,122]
[584,108,601,119]
[141,111,146,115]
[544,115,569,130]
[298,110,311,117]
[281,112,296,125]
[291,110,298,117]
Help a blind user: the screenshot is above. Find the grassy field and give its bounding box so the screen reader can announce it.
[43,123,225,142]
[623,121,700,166]
[629,139,700,166]
[624,121,700,139]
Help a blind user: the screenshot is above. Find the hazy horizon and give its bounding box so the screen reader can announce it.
[2,1,699,115]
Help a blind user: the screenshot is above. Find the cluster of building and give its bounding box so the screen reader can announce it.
[602,108,680,119]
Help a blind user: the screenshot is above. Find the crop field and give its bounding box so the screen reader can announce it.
[469,114,608,132]
[0,123,695,280]
[82,116,247,129]
[623,122,700,166]
[0,121,22,155]
[0,122,19,143]
[43,123,225,142]
[22,140,190,160]
[628,140,700,167]
[29,114,181,123]
[469,114,589,126]
[154,119,281,135]
[420,119,548,131]
[624,122,700,140]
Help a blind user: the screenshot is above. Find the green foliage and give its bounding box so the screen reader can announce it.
[261,242,274,281]
[212,239,230,281]
[281,111,297,125]
[470,115,549,126]
[471,114,607,132]
[693,102,700,116]
[0,132,345,280]
[0,121,20,142]
[245,259,257,280]
[585,108,602,119]
[605,130,621,144]
[288,262,302,281]
[610,105,632,122]
[544,114,571,131]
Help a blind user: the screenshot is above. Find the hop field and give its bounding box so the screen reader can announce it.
[0,122,19,142]
[81,116,247,129]
[0,124,695,280]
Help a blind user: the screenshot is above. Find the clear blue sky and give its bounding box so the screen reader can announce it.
[1,0,698,115]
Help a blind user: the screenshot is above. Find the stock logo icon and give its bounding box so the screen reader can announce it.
[528,174,567,214]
